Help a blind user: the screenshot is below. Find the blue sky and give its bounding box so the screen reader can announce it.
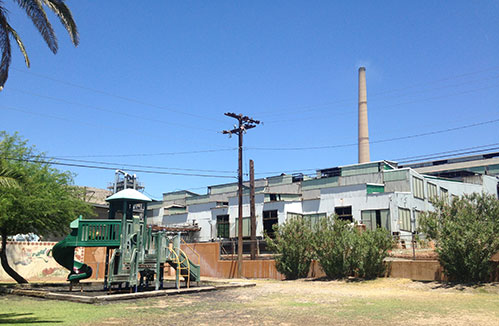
[2,1,499,199]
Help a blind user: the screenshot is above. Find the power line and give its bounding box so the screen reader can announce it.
[247,117,499,151]
[143,191,163,201]
[7,87,220,133]
[255,65,499,118]
[48,156,237,174]
[52,148,236,158]
[11,67,226,123]
[0,104,231,149]
[0,104,160,139]
[263,82,499,124]
[252,143,499,176]
[395,146,499,164]
[392,143,499,162]
[2,157,237,179]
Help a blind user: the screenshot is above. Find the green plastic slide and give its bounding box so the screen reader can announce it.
[53,235,93,282]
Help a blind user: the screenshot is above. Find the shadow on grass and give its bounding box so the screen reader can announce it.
[0,313,62,324]
[412,280,496,291]
[304,276,367,282]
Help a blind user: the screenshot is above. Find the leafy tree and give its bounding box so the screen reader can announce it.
[419,193,499,282]
[0,131,92,283]
[0,0,79,90]
[265,216,315,280]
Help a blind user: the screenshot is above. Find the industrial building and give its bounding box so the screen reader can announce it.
[146,67,499,244]
[146,159,498,243]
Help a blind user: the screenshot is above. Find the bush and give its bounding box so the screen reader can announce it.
[312,217,352,278]
[313,216,393,279]
[357,227,394,279]
[419,193,499,282]
[265,216,314,280]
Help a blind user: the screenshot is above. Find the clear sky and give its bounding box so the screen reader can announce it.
[2,1,499,200]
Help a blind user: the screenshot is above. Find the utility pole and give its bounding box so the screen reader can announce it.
[250,159,256,260]
[222,113,260,278]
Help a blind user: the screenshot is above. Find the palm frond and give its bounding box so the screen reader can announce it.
[4,22,30,68]
[0,6,12,91]
[13,0,57,53]
[42,0,78,46]
[0,167,20,189]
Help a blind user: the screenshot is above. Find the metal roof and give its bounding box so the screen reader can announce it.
[106,189,152,203]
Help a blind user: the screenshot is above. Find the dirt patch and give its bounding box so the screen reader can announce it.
[91,278,496,325]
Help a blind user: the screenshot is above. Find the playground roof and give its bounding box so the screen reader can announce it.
[106,189,152,203]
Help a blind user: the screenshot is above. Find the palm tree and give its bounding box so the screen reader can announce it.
[0,0,79,90]
[0,164,19,188]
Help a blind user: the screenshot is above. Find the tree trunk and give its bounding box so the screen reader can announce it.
[0,230,28,284]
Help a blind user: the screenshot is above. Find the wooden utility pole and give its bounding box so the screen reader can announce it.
[222,113,260,278]
[250,159,256,260]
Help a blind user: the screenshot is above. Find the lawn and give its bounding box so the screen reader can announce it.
[1,278,498,325]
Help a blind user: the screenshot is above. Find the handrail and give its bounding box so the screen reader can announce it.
[177,248,191,288]
[180,238,200,265]
[107,250,117,283]
[129,248,138,286]
[76,219,121,246]
[167,247,182,289]
[167,247,192,288]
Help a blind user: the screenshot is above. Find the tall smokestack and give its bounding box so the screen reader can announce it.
[358,67,370,163]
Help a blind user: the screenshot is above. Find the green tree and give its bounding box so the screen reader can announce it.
[265,216,315,280]
[0,131,91,283]
[0,0,79,90]
[419,193,499,282]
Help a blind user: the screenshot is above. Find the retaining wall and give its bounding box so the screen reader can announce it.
[0,241,84,281]
[2,241,497,282]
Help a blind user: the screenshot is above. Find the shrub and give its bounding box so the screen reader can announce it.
[356,227,393,279]
[313,216,393,279]
[313,217,352,278]
[265,216,314,280]
[419,193,499,282]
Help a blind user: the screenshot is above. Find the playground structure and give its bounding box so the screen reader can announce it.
[53,189,200,292]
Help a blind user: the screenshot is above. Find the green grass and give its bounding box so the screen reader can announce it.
[0,296,130,325]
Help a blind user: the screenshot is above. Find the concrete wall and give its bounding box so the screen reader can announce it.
[181,242,498,282]
[3,241,498,282]
[0,241,84,281]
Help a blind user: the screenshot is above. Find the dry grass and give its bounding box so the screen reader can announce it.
[1,278,498,325]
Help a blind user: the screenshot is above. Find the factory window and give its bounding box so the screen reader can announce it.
[306,213,326,229]
[427,183,438,202]
[335,206,352,222]
[412,177,424,199]
[269,194,281,202]
[361,209,390,231]
[398,208,411,232]
[286,212,326,229]
[263,210,278,238]
[287,212,302,220]
[234,217,251,238]
[440,188,449,201]
[414,210,421,232]
[216,214,230,238]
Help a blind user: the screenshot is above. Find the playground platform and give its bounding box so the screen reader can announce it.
[0,279,255,304]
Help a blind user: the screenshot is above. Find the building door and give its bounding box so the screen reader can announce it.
[263,210,278,238]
